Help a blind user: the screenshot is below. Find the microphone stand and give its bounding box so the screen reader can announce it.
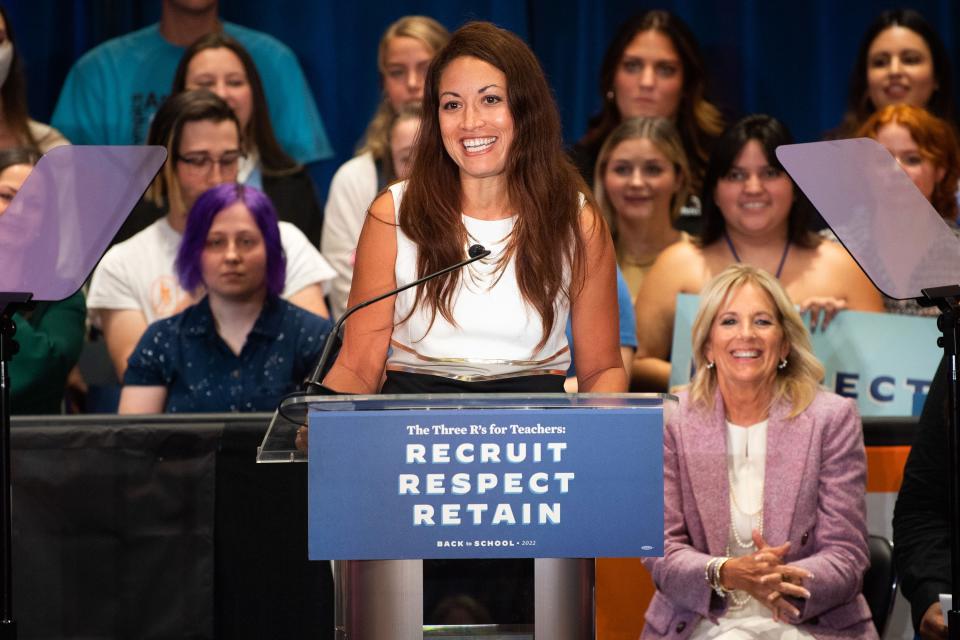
[0,292,31,640]
[303,244,491,393]
[920,285,960,640]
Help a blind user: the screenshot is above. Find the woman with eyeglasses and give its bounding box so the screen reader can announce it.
[632,115,883,391]
[88,90,333,380]
[119,183,332,414]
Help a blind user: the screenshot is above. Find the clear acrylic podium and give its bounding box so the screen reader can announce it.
[259,392,673,640]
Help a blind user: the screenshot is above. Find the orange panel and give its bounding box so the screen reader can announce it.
[866,446,910,493]
[596,558,653,640]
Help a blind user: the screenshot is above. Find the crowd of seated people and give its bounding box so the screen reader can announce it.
[5,4,951,408]
[86,89,333,379]
[3,4,960,637]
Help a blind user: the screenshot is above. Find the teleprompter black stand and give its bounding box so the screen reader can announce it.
[918,285,960,639]
[0,294,29,638]
[0,146,166,639]
[777,137,960,639]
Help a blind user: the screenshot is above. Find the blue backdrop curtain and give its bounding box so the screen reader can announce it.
[7,0,960,198]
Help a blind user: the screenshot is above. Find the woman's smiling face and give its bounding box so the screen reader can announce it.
[438,56,515,181]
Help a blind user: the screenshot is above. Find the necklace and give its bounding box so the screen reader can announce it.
[724,429,766,610]
[726,497,762,609]
[723,232,790,279]
[729,492,763,549]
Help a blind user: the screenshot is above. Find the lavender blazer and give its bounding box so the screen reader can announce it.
[641,389,877,640]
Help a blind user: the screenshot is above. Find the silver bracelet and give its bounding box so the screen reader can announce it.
[705,556,731,597]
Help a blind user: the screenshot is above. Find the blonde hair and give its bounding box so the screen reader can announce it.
[688,264,824,417]
[593,117,691,241]
[356,16,450,161]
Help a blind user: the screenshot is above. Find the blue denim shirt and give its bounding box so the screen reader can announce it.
[124,295,332,412]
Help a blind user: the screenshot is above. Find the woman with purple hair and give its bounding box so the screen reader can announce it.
[118,183,332,413]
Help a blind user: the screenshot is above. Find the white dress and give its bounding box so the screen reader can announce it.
[689,420,815,640]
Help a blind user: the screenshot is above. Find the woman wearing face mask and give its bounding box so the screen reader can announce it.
[0,148,85,414]
[169,32,323,245]
[633,115,884,391]
[595,117,692,300]
[322,15,450,319]
[572,10,722,218]
[857,103,960,315]
[833,9,955,139]
[0,7,68,152]
[119,183,332,414]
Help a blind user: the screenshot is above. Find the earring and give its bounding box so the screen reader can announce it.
[778,358,788,370]
[606,89,615,101]
[705,361,715,369]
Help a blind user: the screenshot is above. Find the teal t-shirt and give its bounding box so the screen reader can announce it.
[51,22,332,164]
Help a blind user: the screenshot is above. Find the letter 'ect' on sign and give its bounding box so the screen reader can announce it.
[833,372,930,402]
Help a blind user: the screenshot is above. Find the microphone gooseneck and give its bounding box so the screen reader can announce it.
[304,243,491,392]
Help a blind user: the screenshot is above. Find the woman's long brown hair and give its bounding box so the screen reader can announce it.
[579,10,723,192]
[399,21,595,349]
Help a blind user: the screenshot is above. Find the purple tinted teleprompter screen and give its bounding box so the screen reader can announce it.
[0,145,165,301]
[777,138,960,301]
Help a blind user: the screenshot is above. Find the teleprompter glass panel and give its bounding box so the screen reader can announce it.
[777,138,960,301]
[0,146,165,301]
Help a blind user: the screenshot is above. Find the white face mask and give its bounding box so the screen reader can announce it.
[0,40,13,89]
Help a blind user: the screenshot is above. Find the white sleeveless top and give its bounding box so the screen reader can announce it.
[386,181,571,381]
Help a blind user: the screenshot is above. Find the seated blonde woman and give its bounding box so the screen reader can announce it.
[633,115,883,391]
[643,264,876,640]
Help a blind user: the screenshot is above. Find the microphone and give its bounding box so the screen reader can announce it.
[304,243,491,393]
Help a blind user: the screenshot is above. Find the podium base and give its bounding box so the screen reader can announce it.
[334,558,593,640]
[424,626,532,638]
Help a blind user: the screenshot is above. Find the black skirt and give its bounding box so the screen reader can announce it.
[381,370,565,395]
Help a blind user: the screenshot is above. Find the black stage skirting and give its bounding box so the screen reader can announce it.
[9,412,917,639]
[11,413,333,640]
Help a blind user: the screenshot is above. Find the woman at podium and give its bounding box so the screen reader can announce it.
[642,264,876,639]
[322,22,626,395]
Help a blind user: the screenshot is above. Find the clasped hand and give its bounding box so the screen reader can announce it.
[719,530,814,622]
[799,296,846,333]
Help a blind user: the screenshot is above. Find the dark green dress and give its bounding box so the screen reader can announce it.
[10,290,86,415]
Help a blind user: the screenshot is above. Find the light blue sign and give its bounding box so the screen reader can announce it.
[669,293,939,416]
[308,408,664,560]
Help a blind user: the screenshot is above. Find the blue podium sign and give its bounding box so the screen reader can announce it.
[307,401,665,560]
